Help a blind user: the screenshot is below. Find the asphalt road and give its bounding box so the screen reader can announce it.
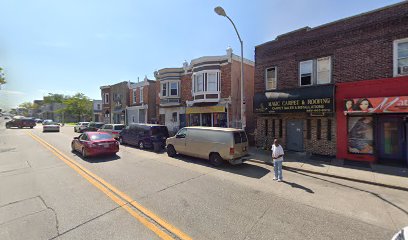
[1,118,407,240]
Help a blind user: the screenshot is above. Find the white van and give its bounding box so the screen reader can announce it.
[166,127,249,166]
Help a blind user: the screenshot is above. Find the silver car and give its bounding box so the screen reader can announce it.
[43,121,60,132]
[74,122,90,132]
[98,124,125,139]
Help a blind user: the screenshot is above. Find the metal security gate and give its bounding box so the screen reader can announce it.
[286,120,304,151]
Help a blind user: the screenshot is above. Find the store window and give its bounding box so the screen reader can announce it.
[394,38,408,76]
[272,119,276,137]
[213,113,227,127]
[316,119,321,140]
[190,114,200,126]
[347,116,374,154]
[265,67,277,90]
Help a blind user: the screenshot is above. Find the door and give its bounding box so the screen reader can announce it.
[378,117,405,165]
[179,114,186,128]
[173,128,187,154]
[286,120,304,151]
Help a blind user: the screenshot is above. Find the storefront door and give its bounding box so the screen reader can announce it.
[286,120,303,151]
[378,117,406,165]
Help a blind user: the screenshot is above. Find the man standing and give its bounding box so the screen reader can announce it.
[271,138,284,182]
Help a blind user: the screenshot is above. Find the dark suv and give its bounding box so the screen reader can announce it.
[6,118,36,129]
[119,124,169,152]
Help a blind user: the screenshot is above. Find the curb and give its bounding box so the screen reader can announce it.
[247,159,408,192]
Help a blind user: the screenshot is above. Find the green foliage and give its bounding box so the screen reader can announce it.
[63,93,92,121]
[43,93,68,104]
[0,67,6,85]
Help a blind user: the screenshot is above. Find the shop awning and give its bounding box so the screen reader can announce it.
[254,85,335,114]
[186,106,225,114]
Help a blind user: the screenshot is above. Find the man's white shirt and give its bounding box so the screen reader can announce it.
[271,144,284,161]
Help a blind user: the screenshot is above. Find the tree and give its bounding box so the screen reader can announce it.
[0,67,6,89]
[18,102,35,116]
[43,93,67,104]
[63,93,92,122]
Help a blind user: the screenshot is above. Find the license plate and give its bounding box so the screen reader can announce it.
[103,143,110,148]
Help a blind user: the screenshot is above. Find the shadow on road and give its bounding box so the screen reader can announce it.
[172,154,270,179]
[282,180,314,194]
[72,151,121,163]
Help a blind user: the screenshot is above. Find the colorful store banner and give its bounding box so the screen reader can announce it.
[186,106,225,114]
[344,96,408,113]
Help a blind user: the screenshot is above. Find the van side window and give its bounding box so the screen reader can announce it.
[233,131,247,143]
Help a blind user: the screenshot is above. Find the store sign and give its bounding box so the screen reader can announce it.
[186,106,225,114]
[253,85,335,114]
[344,96,408,113]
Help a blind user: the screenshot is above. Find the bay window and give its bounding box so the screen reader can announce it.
[193,71,220,93]
[170,82,178,96]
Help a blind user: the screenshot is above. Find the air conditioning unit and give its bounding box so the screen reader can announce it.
[400,65,408,75]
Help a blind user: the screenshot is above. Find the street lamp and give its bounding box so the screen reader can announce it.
[214,6,246,130]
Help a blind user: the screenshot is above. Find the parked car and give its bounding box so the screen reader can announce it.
[42,121,60,132]
[98,124,125,139]
[42,119,53,125]
[5,118,36,129]
[34,118,43,123]
[166,127,249,166]
[71,132,119,158]
[4,116,10,120]
[81,122,105,133]
[74,122,90,132]
[119,123,169,152]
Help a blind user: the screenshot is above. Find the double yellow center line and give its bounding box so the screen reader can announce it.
[27,132,192,240]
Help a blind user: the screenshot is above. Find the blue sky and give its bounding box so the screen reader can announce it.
[0,0,401,110]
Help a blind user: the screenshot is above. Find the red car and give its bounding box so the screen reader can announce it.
[71,132,119,158]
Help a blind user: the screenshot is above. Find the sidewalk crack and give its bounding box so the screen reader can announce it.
[38,196,60,237]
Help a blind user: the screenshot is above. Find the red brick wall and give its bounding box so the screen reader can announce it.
[180,73,192,104]
[254,2,408,94]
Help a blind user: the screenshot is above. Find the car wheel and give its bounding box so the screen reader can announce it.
[167,145,177,157]
[18,126,22,129]
[209,153,224,167]
[138,141,144,149]
[71,143,76,152]
[30,126,33,129]
[81,148,88,158]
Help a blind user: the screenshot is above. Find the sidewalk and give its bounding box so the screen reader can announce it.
[248,147,408,191]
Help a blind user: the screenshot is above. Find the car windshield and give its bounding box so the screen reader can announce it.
[89,133,113,140]
[114,125,125,130]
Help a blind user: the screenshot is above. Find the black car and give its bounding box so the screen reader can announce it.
[6,118,36,129]
[119,124,169,152]
[81,122,105,133]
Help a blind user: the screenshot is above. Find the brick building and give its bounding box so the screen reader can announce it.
[253,2,408,165]
[156,48,255,136]
[126,77,157,124]
[100,81,133,124]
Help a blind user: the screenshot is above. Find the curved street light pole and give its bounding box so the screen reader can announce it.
[214,6,246,130]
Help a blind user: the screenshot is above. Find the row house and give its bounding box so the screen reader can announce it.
[253,2,408,166]
[100,81,133,124]
[92,100,102,122]
[155,48,255,135]
[127,77,157,124]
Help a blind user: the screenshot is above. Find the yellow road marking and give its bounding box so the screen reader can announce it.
[27,132,192,240]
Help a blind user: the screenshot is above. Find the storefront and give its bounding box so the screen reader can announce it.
[254,85,336,156]
[186,105,228,127]
[336,76,408,166]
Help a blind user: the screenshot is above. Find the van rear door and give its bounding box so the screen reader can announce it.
[232,131,248,158]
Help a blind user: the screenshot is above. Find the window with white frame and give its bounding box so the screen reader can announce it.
[265,67,277,90]
[394,38,408,76]
[299,57,331,86]
[133,89,137,103]
[97,104,101,110]
[193,71,220,93]
[104,93,109,104]
[170,82,178,96]
[162,83,167,97]
[140,87,143,103]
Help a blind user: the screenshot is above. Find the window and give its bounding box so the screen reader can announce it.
[207,73,217,91]
[264,119,268,136]
[347,117,373,154]
[170,82,178,96]
[317,57,331,84]
[394,38,408,76]
[193,71,220,93]
[133,89,137,103]
[140,87,143,103]
[279,119,283,138]
[172,112,177,122]
[316,119,321,140]
[300,60,313,86]
[104,93,109,104]
[97,104,101,110]
[299,57,331,86]
[162,83,167,97]
[265,67,277,90]
[327,119,332,141]
[306,119,311,140]
[272,119,276,137]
